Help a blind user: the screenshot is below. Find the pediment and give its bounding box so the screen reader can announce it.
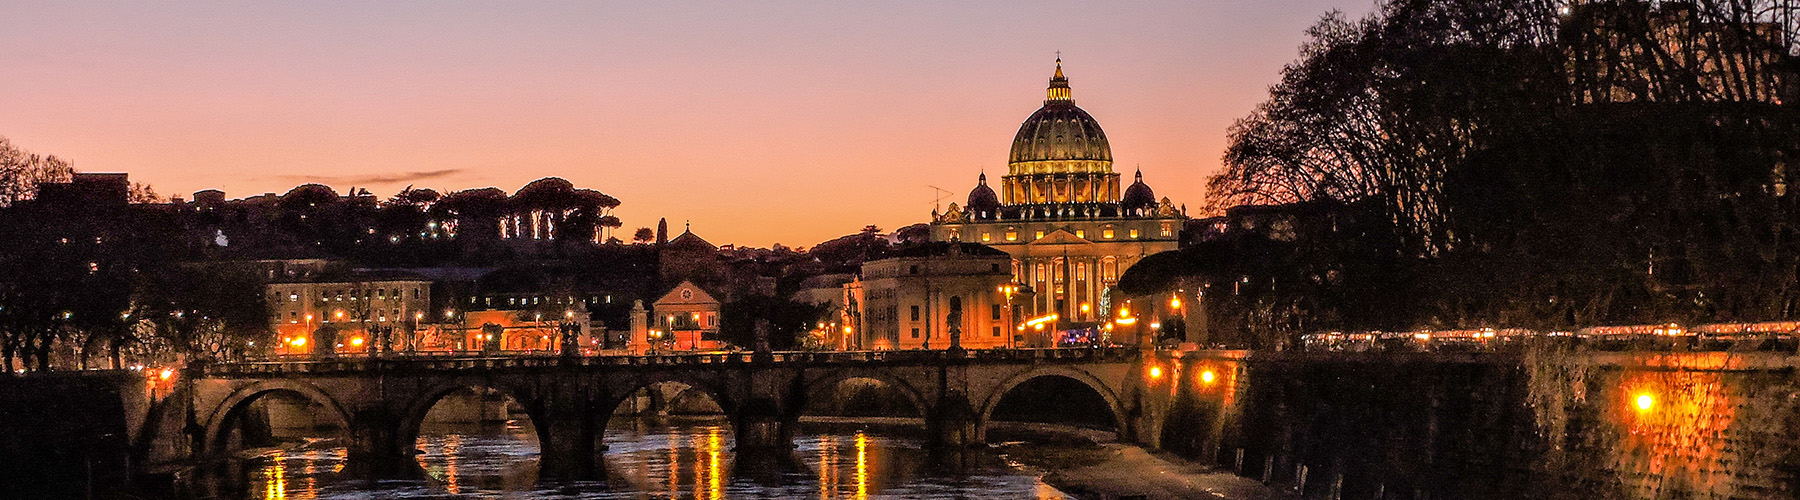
[655,280,719,306]
[1026,228,1095,246]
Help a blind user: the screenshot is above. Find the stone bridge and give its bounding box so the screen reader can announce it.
[146,348,1176,477]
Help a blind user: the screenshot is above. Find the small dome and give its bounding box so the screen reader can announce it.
[1121,169,1156,212]
[967,172,1001,215]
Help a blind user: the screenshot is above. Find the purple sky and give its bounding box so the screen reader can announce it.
[1,0,1375,247]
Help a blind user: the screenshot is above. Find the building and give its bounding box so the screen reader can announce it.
[854,242,1022,350]
[649,280,723,351]
[34,173,129,208]
[930,58,1186,326]
[264,265,433,355]
[425,307,590,353]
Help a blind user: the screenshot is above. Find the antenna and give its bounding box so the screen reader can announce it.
[928,185,953,212]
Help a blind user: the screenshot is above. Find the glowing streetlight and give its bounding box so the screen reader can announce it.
[1201,370,1217,384]
[1635,393,1655,412]
[1148,366,1163,379]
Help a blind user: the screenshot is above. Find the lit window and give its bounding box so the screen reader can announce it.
[1103,228,1114,239]
[289,293,299,302]
[1006,229,1018,241]
[1077,262,1087,280]
[981,232,991,242]
[1035,230,1044,240]
[1130,229,1140,239]
[1161,222,1173,237]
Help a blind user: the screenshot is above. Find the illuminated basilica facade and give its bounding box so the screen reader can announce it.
[932,59,1185,325]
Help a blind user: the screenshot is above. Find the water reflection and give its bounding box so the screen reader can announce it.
[242,442,348,500]
[221,417,1065,499]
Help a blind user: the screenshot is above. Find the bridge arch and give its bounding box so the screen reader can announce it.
[799,367,930,419]
[977,365,1125,437]
[396,379,546,451]
[602,372,738,419]
[203,379,352,455]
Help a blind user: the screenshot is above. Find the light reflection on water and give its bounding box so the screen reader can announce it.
[234,418,1068,499]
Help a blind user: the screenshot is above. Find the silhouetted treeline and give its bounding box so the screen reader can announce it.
[1146,0,1800,346]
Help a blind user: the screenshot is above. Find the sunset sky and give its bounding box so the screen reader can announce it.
[2,1,1374,248]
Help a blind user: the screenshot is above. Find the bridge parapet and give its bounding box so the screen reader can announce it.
[207,347,1151,376]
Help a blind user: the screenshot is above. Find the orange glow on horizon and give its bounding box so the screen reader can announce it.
[0,3,1378,248]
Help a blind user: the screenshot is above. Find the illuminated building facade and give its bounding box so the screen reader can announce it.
[265,266,432,354]
[649,280,723,351]
[931,59,1185,325]
[854,242,1020,350]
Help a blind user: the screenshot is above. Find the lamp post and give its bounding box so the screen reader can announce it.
[998,283,1018,349]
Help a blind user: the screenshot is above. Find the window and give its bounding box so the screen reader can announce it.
[289,293,299,302]
[1005,229,1018,241]
[1161,222,1173,238]
[1035,230,1044,240]
[1034,263,1045,282]
[1130,229,1140,239]
[910,305,920,321]
[1076,229,1085,238]
[981,232,991,242]
[1103,228,1114,238]
[1103,257,1119,282]
[990,263,1001,273]
[909,265,919,275]
[911,328,920,338]
[993,326,1001,337]
[1077,262,1087,280]
[1055,259,1065,282]
[991,304,1001,320]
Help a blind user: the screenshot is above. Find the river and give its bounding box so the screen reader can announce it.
[213,417,1074,500]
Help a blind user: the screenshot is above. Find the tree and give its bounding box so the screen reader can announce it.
[135,265,272,362]
[1199,0,1800,339]
[0,137,74,207]
[633,227,655,245]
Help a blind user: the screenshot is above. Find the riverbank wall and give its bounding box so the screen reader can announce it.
[0,370,146,499]
[1163,349,1800,500]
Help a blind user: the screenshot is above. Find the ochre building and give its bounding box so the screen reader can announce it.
[931,59,1186,325]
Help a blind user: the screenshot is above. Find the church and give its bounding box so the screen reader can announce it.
[931,58,1186,326]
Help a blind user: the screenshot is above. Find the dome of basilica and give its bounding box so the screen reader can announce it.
[1007,59,1113,174]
